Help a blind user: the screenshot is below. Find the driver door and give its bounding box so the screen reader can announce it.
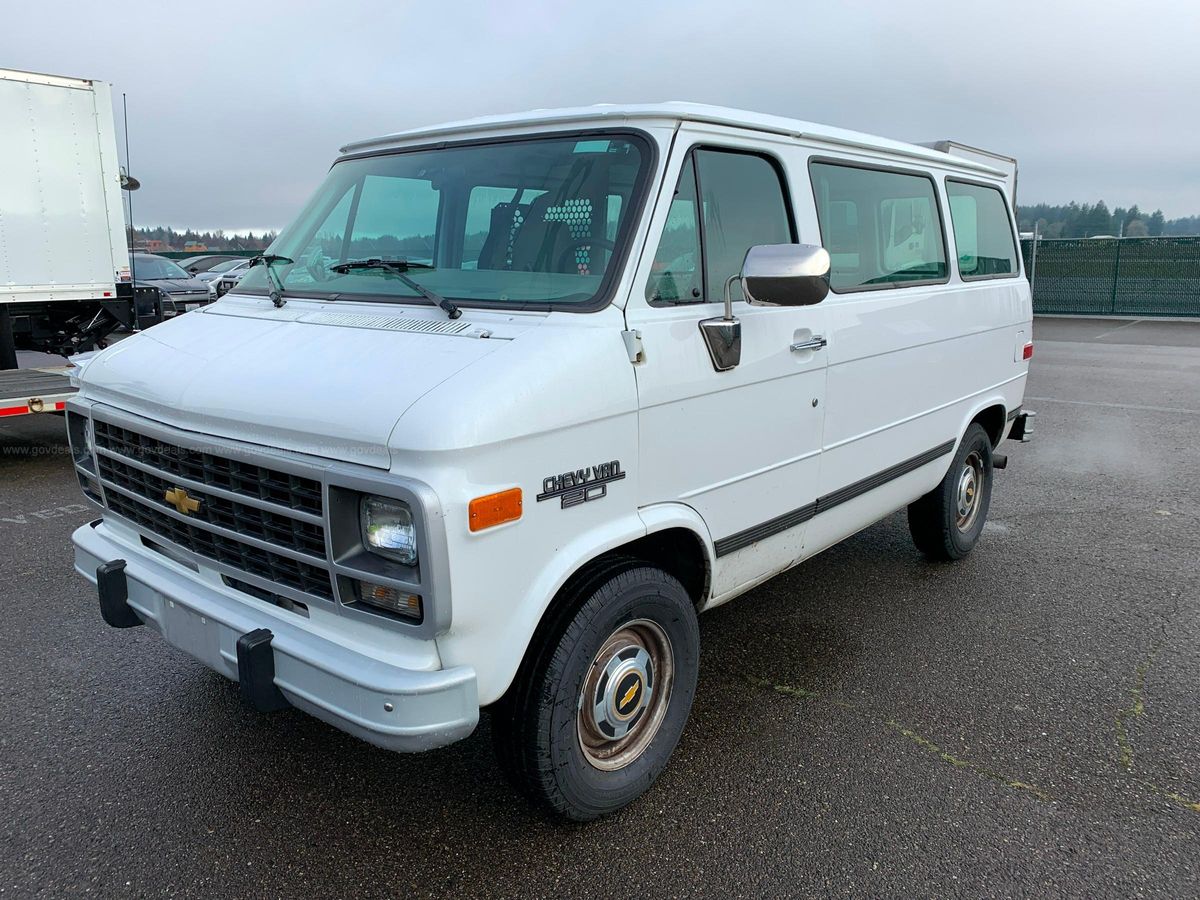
[627,136,828,599]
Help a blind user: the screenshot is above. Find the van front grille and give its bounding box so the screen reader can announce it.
[93,420,323,515]
[97,454,327,558]
[90,415,333,602]
[104,491,333,600]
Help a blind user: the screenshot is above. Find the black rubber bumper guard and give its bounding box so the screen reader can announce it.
[96,559,290,713]
[235,629,291,713]
[97,559,141,629]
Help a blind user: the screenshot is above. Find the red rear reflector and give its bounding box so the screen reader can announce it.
[1022,342,1034,360]
[0,405,29,417]
[102,292,112,297]
[54,401,66,410]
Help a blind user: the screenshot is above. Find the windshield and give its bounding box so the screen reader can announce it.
[134,256,190,280]
[209,258,247,273]
[236,132,651,310]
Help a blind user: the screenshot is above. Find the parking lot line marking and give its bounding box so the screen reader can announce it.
[1025,396,1200,416]
[1092,319,1144,340]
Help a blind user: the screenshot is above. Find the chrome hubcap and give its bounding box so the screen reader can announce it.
[955,450,984,531]
[578,619,674,771]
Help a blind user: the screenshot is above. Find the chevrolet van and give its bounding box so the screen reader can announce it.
[69,103,1035,820]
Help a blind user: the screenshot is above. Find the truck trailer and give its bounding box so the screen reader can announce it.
[0,68,156,416]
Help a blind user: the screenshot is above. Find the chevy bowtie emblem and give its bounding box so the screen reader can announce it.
[619,681,639,711]
[164,487,201,516]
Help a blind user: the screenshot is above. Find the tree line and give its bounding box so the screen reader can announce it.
[1017,203,1200,239]
[127,226,279,251]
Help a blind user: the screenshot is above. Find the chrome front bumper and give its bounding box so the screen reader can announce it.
[73,520,478,753]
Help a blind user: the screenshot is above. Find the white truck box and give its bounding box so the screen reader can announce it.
[0,68,135,371]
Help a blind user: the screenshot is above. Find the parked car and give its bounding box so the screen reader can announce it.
[176,254,245,275]
[198,259,254,298]
[212,259,253,298]
[68,103,1034,822]
[131,253,212,316]
[196,258,253,283]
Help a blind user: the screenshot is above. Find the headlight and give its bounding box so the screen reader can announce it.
[360,496,417,565]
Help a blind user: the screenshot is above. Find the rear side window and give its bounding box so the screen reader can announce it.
[809,161,948,292]
[946,180,1019,279]
[646,149,794,304]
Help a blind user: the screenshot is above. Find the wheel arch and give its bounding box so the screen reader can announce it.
[962,398,1010,448]
[486,505,713,706]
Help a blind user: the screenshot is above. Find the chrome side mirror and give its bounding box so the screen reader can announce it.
[698,243,831,372]
[742,244,831,307]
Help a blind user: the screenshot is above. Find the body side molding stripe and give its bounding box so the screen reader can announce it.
[713,439,956,557]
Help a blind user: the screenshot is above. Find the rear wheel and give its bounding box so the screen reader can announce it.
[908,423,994,560]
[491,562,699,821]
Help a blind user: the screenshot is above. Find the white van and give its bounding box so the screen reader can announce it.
[68,103,1034,820]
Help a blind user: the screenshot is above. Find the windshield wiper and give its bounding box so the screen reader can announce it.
[249,254,293,308]
[328,258,462,320]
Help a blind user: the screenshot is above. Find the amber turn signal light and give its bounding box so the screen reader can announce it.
[469,487,522,532]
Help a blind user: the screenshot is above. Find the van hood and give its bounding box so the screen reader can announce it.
[78,298,532,468]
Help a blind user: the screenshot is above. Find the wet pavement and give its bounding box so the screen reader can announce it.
[1,317,1198,897]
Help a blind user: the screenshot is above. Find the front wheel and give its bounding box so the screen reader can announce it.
[491,562,699,821]
[907,423,994,560]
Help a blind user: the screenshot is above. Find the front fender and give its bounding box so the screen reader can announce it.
[437,510,649,705]
[437,503,716,706]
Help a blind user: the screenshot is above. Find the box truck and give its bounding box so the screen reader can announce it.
[0,68,155,417]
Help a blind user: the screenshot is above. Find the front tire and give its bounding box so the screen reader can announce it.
[908,423,994,560]
[491,562,699,821]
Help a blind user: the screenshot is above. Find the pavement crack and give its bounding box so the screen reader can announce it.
[1115,651,1155,772]
[741,673,1052,803]
[1112,646,1200,814]
[884,720,1054,802]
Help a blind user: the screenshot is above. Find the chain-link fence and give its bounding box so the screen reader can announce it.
[1021,236,1200,316]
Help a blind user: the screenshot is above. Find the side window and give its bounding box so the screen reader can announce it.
[810,162,948,292]
[347,174,440,263]
[301,187,355,260]
[946,180,1018,278]
[646,150,793,304]
[283,177,440,287]
[645,156,702,302]
[695,149,793,302]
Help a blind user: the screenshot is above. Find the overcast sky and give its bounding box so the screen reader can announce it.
[4,0,1197,232]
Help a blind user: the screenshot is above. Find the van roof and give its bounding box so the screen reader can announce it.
[338,101,1007,177]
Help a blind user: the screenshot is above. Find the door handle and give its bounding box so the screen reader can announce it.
[790,335,827,352]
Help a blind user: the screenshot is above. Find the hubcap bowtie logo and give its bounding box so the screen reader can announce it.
[619,681,640,712]
[164,487,201,516]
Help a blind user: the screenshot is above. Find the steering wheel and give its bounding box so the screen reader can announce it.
[305,249,335,283]
[555,237,616,274]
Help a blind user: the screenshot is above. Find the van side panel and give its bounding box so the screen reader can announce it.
[794,148,1030,558]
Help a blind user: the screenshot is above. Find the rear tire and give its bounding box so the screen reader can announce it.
[908,423,994,560]
[491,562,699,821]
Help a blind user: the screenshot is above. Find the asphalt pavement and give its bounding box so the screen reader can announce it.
[1,317,1198,898]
